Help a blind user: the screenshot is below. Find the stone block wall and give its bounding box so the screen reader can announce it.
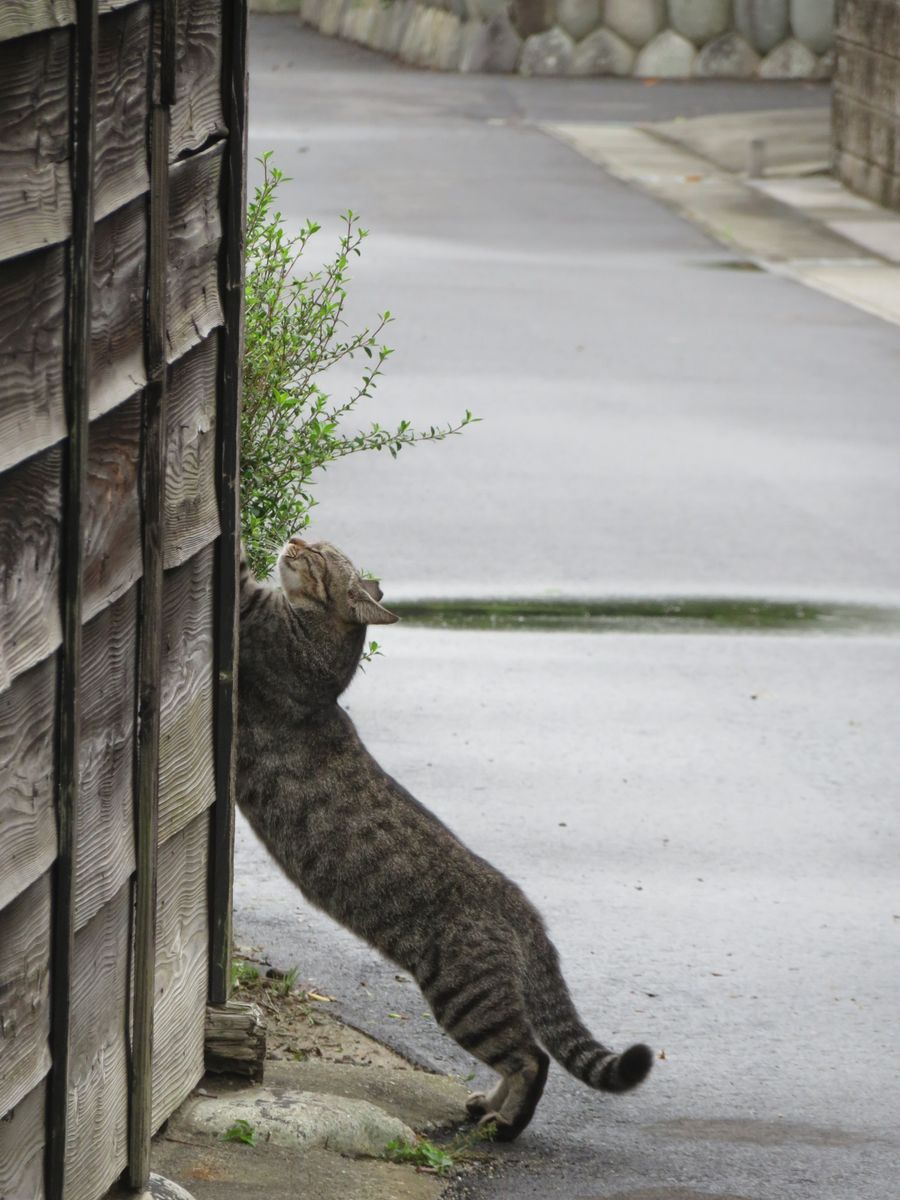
[292,0,835,77]
[833,0,900,210]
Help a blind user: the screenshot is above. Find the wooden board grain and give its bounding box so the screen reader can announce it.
[91,195,148,420]
[0,873,52,1120]
[151,810,210,1131]
[164,335,220,570]
[74,589,137,933]
[0,0,74,44]
[83,393,143,623]
[95,2,151,222]
[0,1079,46,1198]
[0,246,67,473]
[170,0,226,159]
[167,144,224,363]
[158,546,216,846]
[210,0,248,1003]
[0,29,71,262]
[0,448,62,693]
[65,885,130,1200]
[0,656,57,913]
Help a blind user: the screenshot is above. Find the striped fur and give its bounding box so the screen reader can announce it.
[237,539,652,1140]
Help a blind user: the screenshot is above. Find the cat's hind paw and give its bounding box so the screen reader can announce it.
[476,1112,516,1142]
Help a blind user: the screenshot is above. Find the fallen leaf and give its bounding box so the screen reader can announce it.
[307,991,335,1003]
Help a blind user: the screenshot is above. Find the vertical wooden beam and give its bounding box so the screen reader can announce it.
[46,2,97,1197]
[209,0,248,1007]
[128,0,175,1187]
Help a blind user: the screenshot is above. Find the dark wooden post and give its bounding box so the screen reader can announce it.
[46,3,97,1197]
[128,0,176,1188]
[209,0,248,1007]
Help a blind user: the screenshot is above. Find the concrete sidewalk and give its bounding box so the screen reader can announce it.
[149,1007,471,1200]
[547,106,900,326]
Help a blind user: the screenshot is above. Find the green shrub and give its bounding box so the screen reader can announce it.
[241,154,476,578]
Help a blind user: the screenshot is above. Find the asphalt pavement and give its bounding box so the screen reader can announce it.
[238,19,900,1200]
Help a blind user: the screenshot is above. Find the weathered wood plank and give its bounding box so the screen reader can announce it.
[167,143,224,363]
[94,2,151,222]
[152,810,210,1131]
[48,3,97,1193]
[0,656,58,912]
[210,0,248,1004]
[0,1079,46,1199]
[0,1,142,48]
[0,246,67,473]
[83,393,143,623]
[0,873,52,1119]
[164,336,220,570]
[159,545,216,846]
[65,885,129,1200]
[0,29,71,263]
[91,194,147,420]
[170,0,226,159]
[0,1,75,44]
[130,88,171,1190]
[0,448,62,694]
[74,589,137,932]
[205,1001,265,1081]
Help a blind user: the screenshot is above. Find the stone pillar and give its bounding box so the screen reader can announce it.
[833,0,900,210]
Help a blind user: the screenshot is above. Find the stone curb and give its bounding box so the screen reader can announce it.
[544,115,900,328]
[251,0,834,78]
[177,1086,417,1157]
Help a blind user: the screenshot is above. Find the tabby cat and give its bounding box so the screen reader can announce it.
[237,537,652,1140]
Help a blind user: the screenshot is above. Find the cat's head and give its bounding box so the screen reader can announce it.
[278,537,399,627]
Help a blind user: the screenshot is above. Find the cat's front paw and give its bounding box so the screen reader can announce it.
[466,1092,490,1119]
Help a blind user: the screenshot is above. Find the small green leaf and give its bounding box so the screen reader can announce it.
[221,1119,257,1146]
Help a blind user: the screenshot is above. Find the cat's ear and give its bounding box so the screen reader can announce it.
[359,578,384,602]
[347,582,399,626]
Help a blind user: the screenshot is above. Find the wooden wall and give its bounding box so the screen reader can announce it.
[0,1,245,1197]
[833,0,900,211]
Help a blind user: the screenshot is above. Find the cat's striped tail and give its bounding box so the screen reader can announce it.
[525,943,653,1094]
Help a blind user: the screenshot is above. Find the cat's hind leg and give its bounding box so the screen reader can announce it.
[464,1043,549,1141]
[419,931,547,1138]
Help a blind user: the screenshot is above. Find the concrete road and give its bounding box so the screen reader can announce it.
[239,19,900,1200]
[247,18,899,603]
[235,624,900,1200]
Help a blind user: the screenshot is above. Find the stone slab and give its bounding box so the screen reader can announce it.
[759,36,819,78]
[634,28,697,76]
[177,1088,416,1157]
[570,26,635,75]
[519,24,575,74]
[735,0,790,53]
[603,0,666,48]
[668,0,732,46]
[790,0,835,53]
[646,106,830,175]
[692,30,760,75]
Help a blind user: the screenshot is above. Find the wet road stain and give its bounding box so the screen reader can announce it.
[391,597,900,636]
[647,1116,877,1148]
[697,259,763,272]
[578,1190,753,1200]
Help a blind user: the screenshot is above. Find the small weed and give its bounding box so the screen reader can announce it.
[270,965,300,997]
[384,1138,454,1175]
[232,961,261,988]
[221,1119,256,1147]
[359,640,383,668]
